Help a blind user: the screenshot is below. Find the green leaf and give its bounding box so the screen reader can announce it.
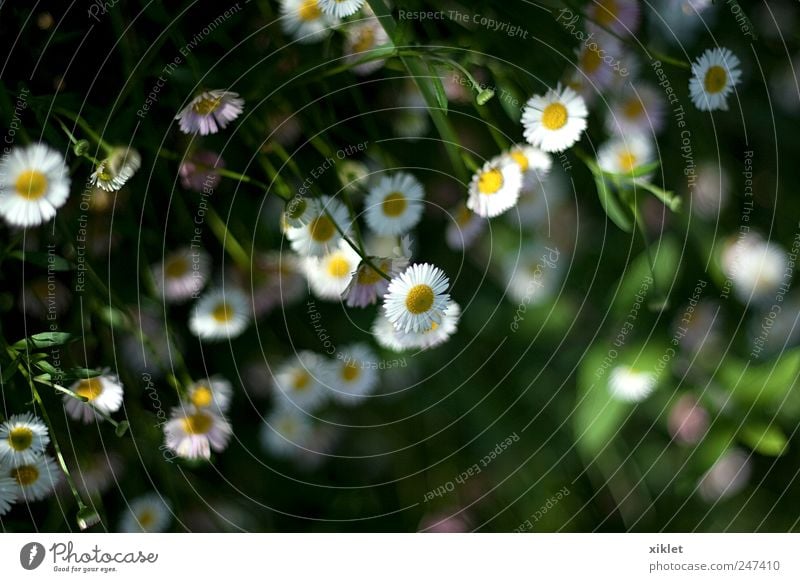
[610,235,680,317]
[97,305,130,330]
[594,174,634,232]
[717,348,800,412]
[574,347,627,456]
[115,421,130,438]
[12,332,76,350]
[63,367,103,382]
[7,250,72,271]
[426,61,449,114]
[740,422,788,456]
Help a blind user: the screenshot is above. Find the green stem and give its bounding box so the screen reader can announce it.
[205,205,251,270]
[54,109,114,155]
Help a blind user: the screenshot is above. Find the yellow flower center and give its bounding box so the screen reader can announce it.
[181,411,214,435]
[618,151,637,172]
[405,284,434,314]
[11,465,39,486]
[192,95,222,115]
[581,47,602,73]
[352,27,376,54]
[8,427,34,451]
[212,302,233,323]
[190,385,213,407]
[164,256,189,278]
[510,151,529,172]
[298,0,321,21]
[76,377,104,401]
[594,0,619,26]
[309,215,335,242]
[342,362,361,382]
[477,168,504,195]
[541,102,568,130]
[623,97,645,119]
[704,65,728,94]
[292,371,311,391]
[357,263,383,285]
[15,169,48,200]
[382,192,407,217]
[137,510,155,529]
[327,255,351,278]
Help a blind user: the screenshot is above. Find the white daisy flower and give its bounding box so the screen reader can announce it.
[0,477,17,516]
[119,493,172,533]
[522,85,588,153]
[273,351,329,411]
[597,134,655,176]
[691,161,730,220]
[405,300,461,350]
[90,147,141,192]
[344,256,406,308]
[281,0,338,44]
[608,365,657,402]
[507,144,552,193]
[153,247,211,303]
[318,0,365,18]
[371,311,417,352]
[65,373,124,423]
[6,454,61,501]
[722,233,788,303]
[575,37,623,92]
[175,90,244,135]
[383,263,451,333]
[0,143,70,228]
[260,407,315,458]
[467,155,523,218]
[0,413,50,465]
[286,195,351,257]
[185,376,233,414]
[343,18,391,76]
[364,172,425,235]
[189,287,251,341]
[446,204,486,251]
[689,48,742,111]
[164,406,232,460]
[304,240,361,301]
[587,0,641,37]
[324,343,379,405]
[606,84,667,136]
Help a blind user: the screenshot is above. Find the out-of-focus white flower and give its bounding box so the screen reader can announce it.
[608,365,657,402]
[721,233,788,304]
[175,90,244,135]
[119,493,172,533]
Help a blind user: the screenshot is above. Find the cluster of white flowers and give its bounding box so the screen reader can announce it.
[0,413,59,515]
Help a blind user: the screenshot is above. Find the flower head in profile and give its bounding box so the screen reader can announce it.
[319,0,365,18]
[153,247,211,303]
[344,255,406,308]
[467,155,523,218]
[164,405,232,460]
[608,365,656,402]
[383,263,451,333]
[343,17,391,76]
[689,48,742,111]
[522,85,588,153]
[0,413,49,465]
[0,143,70,227]
[323,343,379,405]
[280,0,339,44]
[179,150,224,192]
[189,287,251,341]
[119,493,172,533]
[304,239,361,301]
[5,454,61,501]
[365,172,425,236]
[175,90,244,135]
[90,147,141,192]
[286,195,351,257]
[65,373,124,423]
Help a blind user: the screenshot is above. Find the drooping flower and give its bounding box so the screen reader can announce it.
[65,373,124,423]
[689,48,742,111]
[175,90,244,135]
[90,147,141,192]
[0,143,70,227]
[343,255,407,308]
[383,263,451,333]
[364,172,425,236]
[522,85,588,153]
